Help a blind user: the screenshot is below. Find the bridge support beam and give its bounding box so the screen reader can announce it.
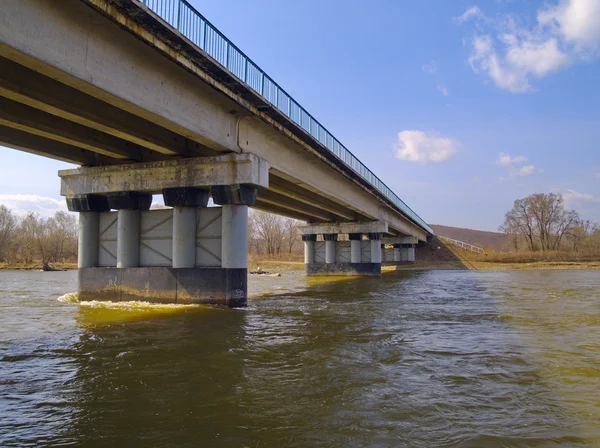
[61,156,267,307]
[299,222,387,276]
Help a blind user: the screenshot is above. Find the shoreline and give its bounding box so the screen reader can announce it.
[2,260,598,272]
[0,262,77,271]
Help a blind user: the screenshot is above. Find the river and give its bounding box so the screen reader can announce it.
[0,269,599,447]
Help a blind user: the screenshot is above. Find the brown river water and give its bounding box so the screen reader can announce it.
[0,269,599,447]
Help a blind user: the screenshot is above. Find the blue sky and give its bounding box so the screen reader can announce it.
[1,0,599,231]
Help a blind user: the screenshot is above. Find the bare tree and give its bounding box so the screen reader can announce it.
[502,197,536,251]
[248,210,303,256]
[501,193,580,252]
[0,205,17,261]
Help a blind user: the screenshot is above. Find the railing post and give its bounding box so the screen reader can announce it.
[244,58,248,84]
[226,42,230,70]
[177,0,182,28]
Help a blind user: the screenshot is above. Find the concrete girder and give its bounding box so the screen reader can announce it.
[0,96,162,162]
[299,221,389,236]
[268,176,360,221]
[255,189,341,222]
[382,236,418,245]
[0,0,241,153]
[0,57,207,158]
[59,153,269,197]
[0,124,117,166]
[251,202,316,223]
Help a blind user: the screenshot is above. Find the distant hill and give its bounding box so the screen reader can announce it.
[430,224,510,252]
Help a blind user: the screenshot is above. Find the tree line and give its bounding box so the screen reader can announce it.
[248,210,303,256]
[500,193,599,252]
[0,205,78,264]
[0,205,304,264]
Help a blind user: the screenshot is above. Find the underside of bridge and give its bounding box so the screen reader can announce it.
[0,0,432,305]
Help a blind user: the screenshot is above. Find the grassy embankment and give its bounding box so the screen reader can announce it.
[415,239,600,271]
[248,253,304,272]
[466,249,600,270]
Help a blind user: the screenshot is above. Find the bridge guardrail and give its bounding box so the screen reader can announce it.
[438,236,485,254]
[139,0,433,235]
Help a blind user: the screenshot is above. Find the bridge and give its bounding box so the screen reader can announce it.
[0,0,433,306]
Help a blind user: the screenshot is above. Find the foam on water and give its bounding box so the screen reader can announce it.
[78,300,201,310]
[57,292,79,303]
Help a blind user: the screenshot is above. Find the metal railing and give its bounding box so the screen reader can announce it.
[438,236,485,254]
[139,0,433,235]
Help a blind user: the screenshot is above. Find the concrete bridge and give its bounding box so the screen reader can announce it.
[0,0,433,306]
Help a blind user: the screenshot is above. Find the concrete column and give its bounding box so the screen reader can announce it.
[66,194,110,269]
[302,234,316,264]
[163,187,210,269]
[117,209,140,268]
[393,243,401,262]
[407,246,415,262]
[212,184,258,307]
[222,204,248,269]
[402,243,415,262]
[349,233,362,263]
[323,234,337,264]
[107,192,152,269]
[78,212,100,268]
[369,232,382,264]
[172,207,197,268]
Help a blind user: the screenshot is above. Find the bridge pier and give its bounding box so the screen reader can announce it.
[60,154,268,307]
[299,223,386,276]
[381,237,417,265]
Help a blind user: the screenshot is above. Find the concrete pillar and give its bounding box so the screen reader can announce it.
[78,212,100,268]
[222,204,248,269]
[302,234,316,264]
[172,207,197,268]
[407,246,415,262]
[369,232,382,264]
[402,243,415,263]
[393,243,401,262]
[116,209,140,268]
[323,234,337,264]
[107,192,152,269]
[66,194,110,269]
[211,184,258,307]
[349,233,362,263]
[163,187,209,269]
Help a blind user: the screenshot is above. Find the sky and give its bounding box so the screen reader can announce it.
[1,0,599,232]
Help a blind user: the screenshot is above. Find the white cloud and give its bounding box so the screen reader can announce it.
[496,152,543,178]
[422,61,438,74]
[516,165,544,176]
[561,189,600,208]
[0,194,67,217]
[395,130,458,164]
[459,0,600,93]
[496,152,528,166]
[437,84,450,96]
[538,0,600,48]
[456,6,483,23]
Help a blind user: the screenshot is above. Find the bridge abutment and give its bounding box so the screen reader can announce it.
[61,155,268,307]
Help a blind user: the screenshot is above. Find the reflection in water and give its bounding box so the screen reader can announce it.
[0,269,599,447]
[66,305,248,446]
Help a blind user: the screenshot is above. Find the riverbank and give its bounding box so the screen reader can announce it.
[385,260,600,271]
[0,262,77,271]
